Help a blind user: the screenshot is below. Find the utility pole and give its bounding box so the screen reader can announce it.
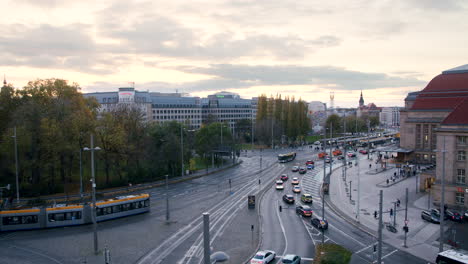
[404,188,408,248]
[181,125,184,177]
[377,190,383,264]
[251,109,254,151]
[271,117,274,149]
[83,134,100,255]
[166,174,170,222]
[79,148,83,198]
[322,137,326,244]
[203,213,211,264]
[367,120,370,159]
[221,123,223,167]
[356,156,360,222]
[439,136,447,252]
[349,180,352,201]
[329,123,333,175]
[393,202,397,226]
[12,127,19,204]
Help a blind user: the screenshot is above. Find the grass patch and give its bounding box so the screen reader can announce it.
[314,243,352,264]
[306,135,323,143]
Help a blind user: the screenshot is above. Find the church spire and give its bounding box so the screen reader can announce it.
[359,90,364,107]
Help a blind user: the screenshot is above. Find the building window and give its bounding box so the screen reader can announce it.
[457,169,466,184]
[458,151,466,161]
[457,136,467,145]
[456,192,465,205]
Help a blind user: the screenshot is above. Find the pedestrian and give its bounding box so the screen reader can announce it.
[386,179,389,185]
[369,164,372,169]
[394,172,396,178]
[413,170,416,176]
[397,199,400,207]
[374,211,378,219]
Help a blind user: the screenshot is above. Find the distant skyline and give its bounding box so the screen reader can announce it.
[1,0,467,107]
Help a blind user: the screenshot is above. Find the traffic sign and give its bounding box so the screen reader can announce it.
[404,220,409,225]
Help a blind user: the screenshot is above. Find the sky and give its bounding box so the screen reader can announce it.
[1,0,467,107]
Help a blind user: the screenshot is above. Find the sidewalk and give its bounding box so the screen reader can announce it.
[327,154,448,263]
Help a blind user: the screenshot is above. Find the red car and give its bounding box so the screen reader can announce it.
[280,174,289,181]
[359,150,368,154]
[306,160,315,165]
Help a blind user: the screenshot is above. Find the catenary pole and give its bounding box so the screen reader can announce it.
[439,136,447,252]
[377,190,383,263]
[404,187,408,247]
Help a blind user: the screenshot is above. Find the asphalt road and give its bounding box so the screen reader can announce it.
[257,147,431,264]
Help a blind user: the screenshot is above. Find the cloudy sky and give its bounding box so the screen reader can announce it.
[1,0,467,107]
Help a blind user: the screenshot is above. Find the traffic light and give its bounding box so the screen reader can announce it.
[373,244,377,252]
[403,226,409,233]
[279,205,282,212]
[390,208,393,216]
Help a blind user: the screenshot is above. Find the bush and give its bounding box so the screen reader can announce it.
[314,243,352,264]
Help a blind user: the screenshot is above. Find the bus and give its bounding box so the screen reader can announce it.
[278,152,296,163]
[436,249,468,264]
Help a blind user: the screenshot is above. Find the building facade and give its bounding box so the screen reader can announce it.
[379,107,401,128]
[84,88,256,131]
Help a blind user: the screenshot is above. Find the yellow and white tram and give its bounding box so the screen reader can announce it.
[0,193,150,232]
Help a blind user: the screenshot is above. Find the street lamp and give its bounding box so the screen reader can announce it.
[11,127,19,204]
[83,134,101,255]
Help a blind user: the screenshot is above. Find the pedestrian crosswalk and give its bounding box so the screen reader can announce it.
[301,166,324,201]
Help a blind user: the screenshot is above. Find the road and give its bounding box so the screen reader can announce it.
[0,146,431,264]
[258,147,431,264]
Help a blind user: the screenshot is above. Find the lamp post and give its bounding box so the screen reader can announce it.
[79,148,83,199]
[83,134,101,255]
[181,125,184,177]
[11,127,19,204]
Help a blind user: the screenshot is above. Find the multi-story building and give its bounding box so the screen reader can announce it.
[84,88,256,131]
[379,107,401,128]
[399,64,468,207]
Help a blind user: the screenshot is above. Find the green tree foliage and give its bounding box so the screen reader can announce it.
[255,94,311,146]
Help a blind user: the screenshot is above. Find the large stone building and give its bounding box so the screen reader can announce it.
[379,107,401,128]
[356,91,381,118]
[399,64,468,208]
[84,88,257,131]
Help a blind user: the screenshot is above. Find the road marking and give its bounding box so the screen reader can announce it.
[355,244,373,254]
[328,223,366,247]
[276,199,288,256]
[381,249,398,260]
[9,245,63,264]
[301,218,316,246]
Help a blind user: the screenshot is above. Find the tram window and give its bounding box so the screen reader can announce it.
[55,213,65,221]
[105,207,112,215]
[144,199,150,207]
[49,214,55,222]
[3,215,38,225]
[122,203,130,211]
[130,203,136,210]
[74,211,82,219]
[65,212,72,220]
[113,205,121,213]
[97,208,103,216]
[138,201,143,208]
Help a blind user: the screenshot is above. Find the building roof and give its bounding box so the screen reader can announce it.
[410,65,468,111]
[441,98,468,125]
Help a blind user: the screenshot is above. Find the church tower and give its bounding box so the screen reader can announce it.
[359,90,364,107]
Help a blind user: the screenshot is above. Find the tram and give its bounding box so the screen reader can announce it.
[0,193,150,232]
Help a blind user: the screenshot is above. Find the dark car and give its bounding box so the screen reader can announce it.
[298,168,306,174]
[325,157,332,163]
[296,205,312,217]
[446,210,463,222]
[292,166,299,172]
[280,174,289,181]
[421,210,440,224]
[431,208,449,220]
[311,217,328,230]
[283,194,295,204]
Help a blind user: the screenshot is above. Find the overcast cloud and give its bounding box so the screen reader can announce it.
[1,0,467,106]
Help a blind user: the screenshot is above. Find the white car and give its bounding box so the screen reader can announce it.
[251,250,276,264]
[275,180,284,190]
[291,177,299,185]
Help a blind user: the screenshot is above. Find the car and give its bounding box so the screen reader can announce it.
[314,141,321,145]
[446,210,463,222]
[282,194,295,204]
[325,157,332,163]
[301,194,313,203]
[280,174,289,181]
[292,166,299,172]
[275,180,284,190]
[318,152,328,159]
[305,160,314,165]
[307,164,314,170]
[359,149,368,154]
[337,156,344,160]
[280,254,301,264]
[250,250,276,264]
[293,186,301,193]
[296,205,312,217]
[347,151,356,157]
[291,177,299,185]
[311,217,328,230]
[421,210,440,224]
[464,210,468,220]
[431,208,449,220]
[299,168,306,174]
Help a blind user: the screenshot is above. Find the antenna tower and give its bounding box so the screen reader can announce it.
[330,91,335,110]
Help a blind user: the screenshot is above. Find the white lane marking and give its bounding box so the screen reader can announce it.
[276,255,314,261]
[328,223,366,247]
[301,219,316,246]
[355,244,373,254]
[276,199,288,256]
[381,249,398,260]
[9,245,63,264]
